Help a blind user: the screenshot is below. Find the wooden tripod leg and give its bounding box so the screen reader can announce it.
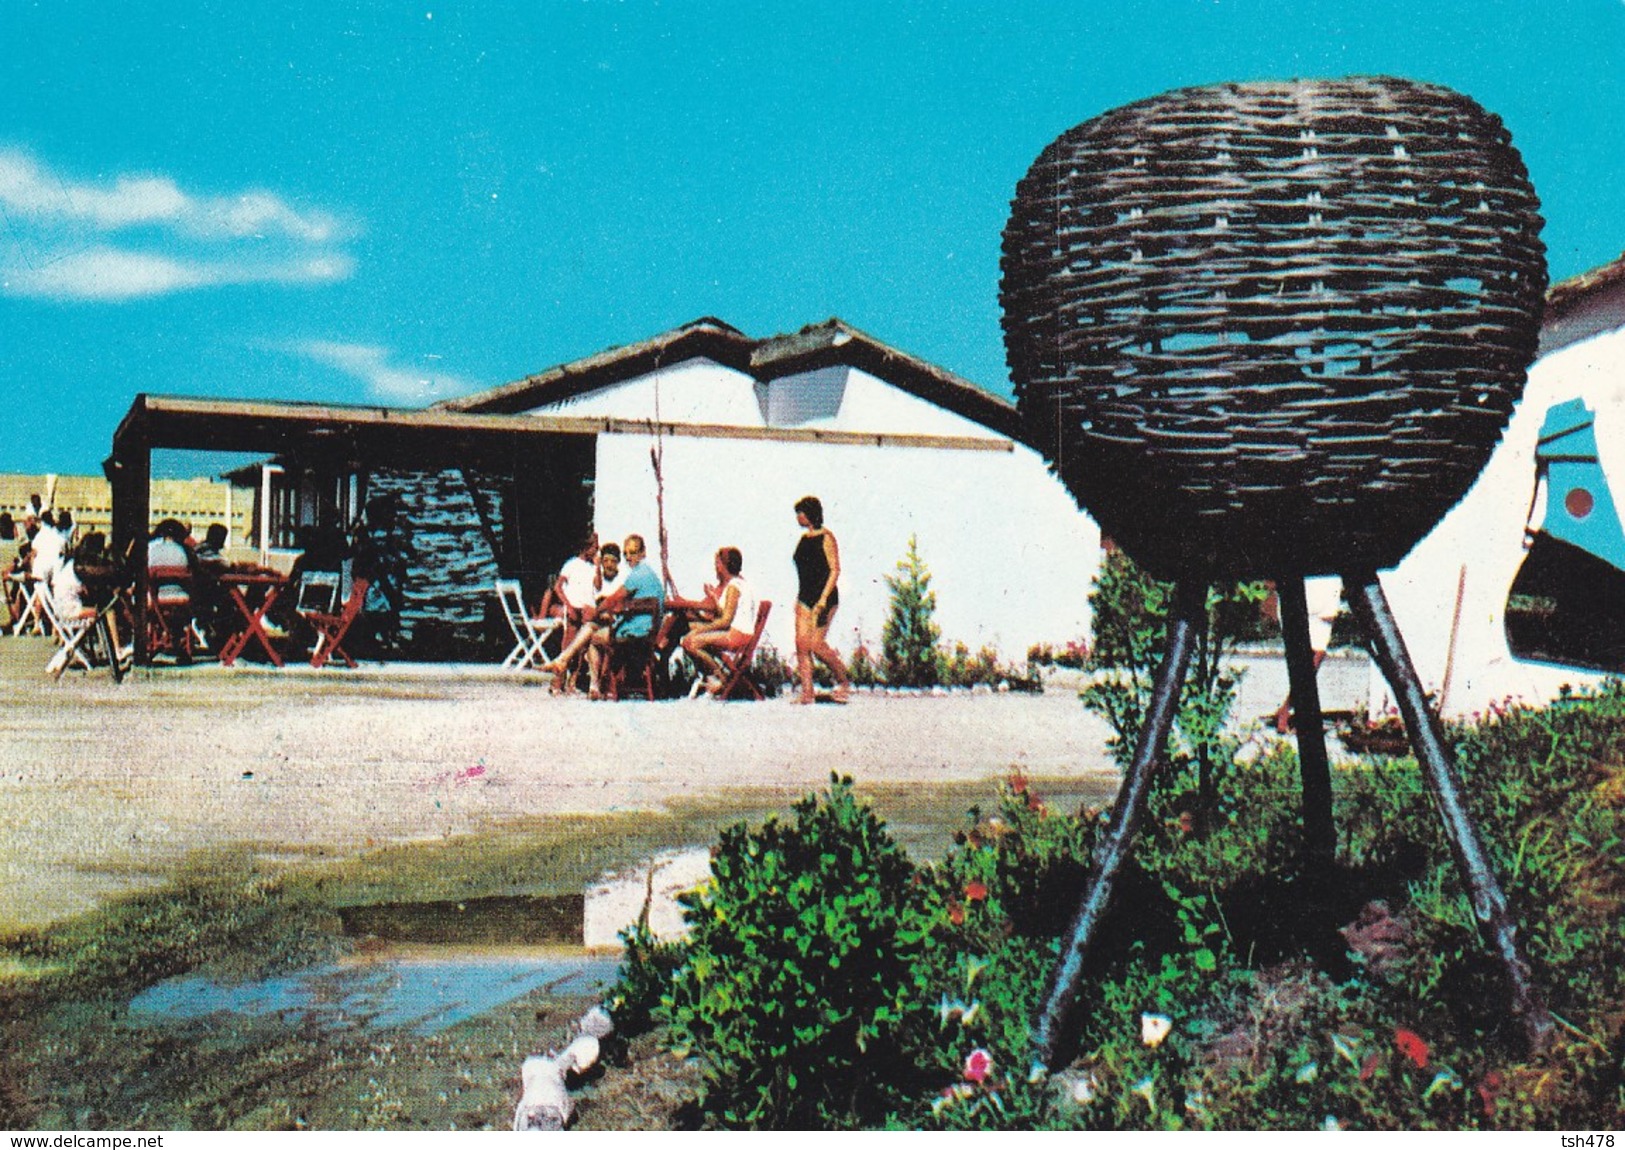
[1276,576,1336,868]
[1031,579,1206,1075]
[1345,572,1553,1050]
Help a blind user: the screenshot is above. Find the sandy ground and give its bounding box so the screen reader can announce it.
[0,636,1372,931]
[0,637,1125,929]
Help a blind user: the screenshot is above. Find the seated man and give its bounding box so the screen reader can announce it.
[540,533,600,629]
[191,523,232,648]
[146,518,199,661]
[540,541,622,695]
[147,518,197,603]
[195,523,230,563]
[680,547,758,697]
[587,533,664,697]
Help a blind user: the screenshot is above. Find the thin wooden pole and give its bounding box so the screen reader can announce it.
[1276,576,1336,868]
[1345,572,1553,1050]
[1031,579,1206,1074]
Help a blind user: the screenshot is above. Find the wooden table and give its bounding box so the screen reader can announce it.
[216,569,291,667]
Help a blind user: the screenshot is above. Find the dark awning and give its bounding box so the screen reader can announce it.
[107,393,599,473]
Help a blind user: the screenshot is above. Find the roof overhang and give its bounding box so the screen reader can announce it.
[106,394,598,476]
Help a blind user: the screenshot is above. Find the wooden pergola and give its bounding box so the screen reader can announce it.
[105,394,600,664]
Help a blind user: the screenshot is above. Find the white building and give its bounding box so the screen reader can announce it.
[1377,255,1625,716]
[440,316,1102,661]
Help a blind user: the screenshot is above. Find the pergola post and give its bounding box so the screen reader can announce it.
[106,411,152,665]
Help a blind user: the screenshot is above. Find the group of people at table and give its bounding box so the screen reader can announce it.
[4,492,405,670]
[531,495,853,703]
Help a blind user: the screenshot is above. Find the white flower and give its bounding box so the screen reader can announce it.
[1140,1012,1173,1047]
[1132,1076,1156,1110]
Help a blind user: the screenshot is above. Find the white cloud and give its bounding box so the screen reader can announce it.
[291,340,480,404]
[0,146,355,301]
[6,246,356,301]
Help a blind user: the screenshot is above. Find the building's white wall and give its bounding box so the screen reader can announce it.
[588,431,1099,662]
[754,366,1007,439]
[528,358,1008,441]
[536,359,763,425]
[1376,323,1625,716]
[836,368,1007,439]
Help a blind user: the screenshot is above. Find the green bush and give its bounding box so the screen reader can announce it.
[623,682,1625,1130]
[848,639,881,687]
[882,535,941,688]
[607,912,685,1038]
[658,776,939,1128]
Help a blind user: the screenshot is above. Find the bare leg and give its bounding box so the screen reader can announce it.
[1031,579,1206,1074]
[793,602,818,703]
[811,604,850,698]
[542,621,596,676]
[585,633,610,698]
[1345,571,1553,1051]
[682,632,724,681]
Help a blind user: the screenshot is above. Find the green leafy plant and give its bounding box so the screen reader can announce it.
[749,641,794,697]
[659,776,939,1128]
[622,681,1624,1131]
[848,638,881,687]
[608,911,684,1037]
[882,535,941,688]
[1028,639,1091,670]
[1081,547,1267,827]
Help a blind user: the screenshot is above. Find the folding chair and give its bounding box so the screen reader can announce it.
[296,571,341,615]
[145,566,196,662]
[496,578,563,671]
[45,606,104,679]
[303,578,370,669]
[11,575,52,636]
[715,601,772,701]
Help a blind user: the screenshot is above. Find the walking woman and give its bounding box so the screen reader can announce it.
[792,495,852,704]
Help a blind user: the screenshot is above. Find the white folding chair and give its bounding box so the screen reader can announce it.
[12,576,51,636]
[496,579,561,671]
[45,607,100,678]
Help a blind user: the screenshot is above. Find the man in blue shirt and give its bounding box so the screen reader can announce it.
[587,533,665,694]
[610,535,663,638]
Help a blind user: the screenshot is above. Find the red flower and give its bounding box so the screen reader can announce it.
[1477,1070,1504,1118]
[1177,812,1195,834]
[1026,791,1046,813]
[963,1048,993,1083]
[964,881,988,903]
[1009,771,1028,795]
[1394,1027,1429,1069]
[1359,1052,1381,1082]
[948,900,965,926]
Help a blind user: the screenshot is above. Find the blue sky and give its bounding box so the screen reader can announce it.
[4,1,1624,475]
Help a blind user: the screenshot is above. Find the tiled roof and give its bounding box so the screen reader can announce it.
[436,317,1023,440]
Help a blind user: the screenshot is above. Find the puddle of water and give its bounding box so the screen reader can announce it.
[128,950,618,1036]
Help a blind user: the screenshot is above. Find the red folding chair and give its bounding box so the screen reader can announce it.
[715,601,772,701]
[145,566,196,662]
[303,577,370,669]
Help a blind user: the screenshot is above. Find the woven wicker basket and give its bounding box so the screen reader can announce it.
[1001,77,1546,579]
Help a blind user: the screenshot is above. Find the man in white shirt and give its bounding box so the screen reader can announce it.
[29,512,66,584]
[553,534,601,623]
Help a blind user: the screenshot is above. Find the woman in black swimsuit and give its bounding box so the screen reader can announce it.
[792,495,852,704]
